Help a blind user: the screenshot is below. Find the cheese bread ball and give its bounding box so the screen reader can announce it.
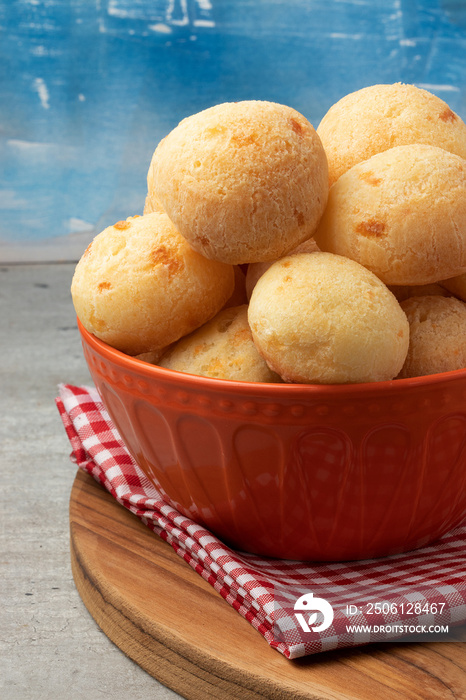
[317,83,466,186]
[159,305,281,382]
[313,144,466,286]
[398,296,466,378]
[71,212,235,355]
[248,252,409,384]
[148,101,328,264]
[245,237,320,299]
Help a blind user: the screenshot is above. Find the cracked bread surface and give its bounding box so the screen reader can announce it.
[71,212,234,355]
[313,144,466,286]
[148,100,328,264]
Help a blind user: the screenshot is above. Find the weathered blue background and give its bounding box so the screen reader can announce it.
[1,0,465,259]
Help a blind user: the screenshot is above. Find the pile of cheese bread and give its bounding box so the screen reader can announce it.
[71,84,466,383]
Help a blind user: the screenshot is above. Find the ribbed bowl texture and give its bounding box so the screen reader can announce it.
[79,319,466,561]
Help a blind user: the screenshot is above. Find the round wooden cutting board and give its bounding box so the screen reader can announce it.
[70,469,466,700]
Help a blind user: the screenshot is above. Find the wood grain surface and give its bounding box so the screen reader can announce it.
[70,469,466,700]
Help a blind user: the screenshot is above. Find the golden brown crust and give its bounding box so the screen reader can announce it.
[317,83,466,186]
[71,212,235,355]
[148,101,328,264]
[159,305,281,382]
[398,295,466,377]
[313,144,466,285]
[248,252,409,384]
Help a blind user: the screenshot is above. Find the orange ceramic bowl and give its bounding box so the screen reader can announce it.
[78,318,466,561]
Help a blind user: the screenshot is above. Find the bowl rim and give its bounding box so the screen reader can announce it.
[77,317,466,397]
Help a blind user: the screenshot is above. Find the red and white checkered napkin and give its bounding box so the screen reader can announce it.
[57,384,466,659]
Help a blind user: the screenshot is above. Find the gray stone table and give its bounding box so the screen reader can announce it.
[1,263,180,699]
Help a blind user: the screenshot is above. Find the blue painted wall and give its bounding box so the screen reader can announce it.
[1,0,465,258]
